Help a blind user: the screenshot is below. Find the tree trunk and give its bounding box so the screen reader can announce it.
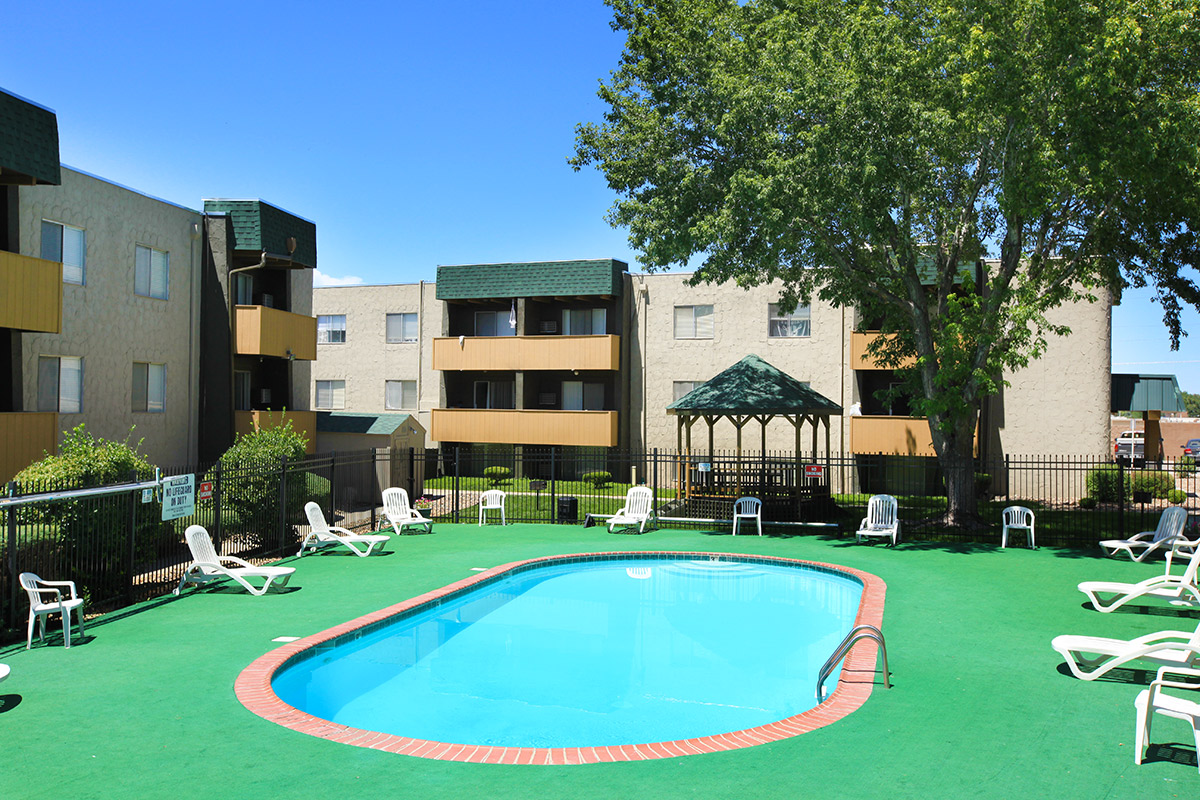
[930,412,980,526]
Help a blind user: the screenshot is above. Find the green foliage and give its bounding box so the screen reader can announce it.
[1130,471,1175,500]
[483,466,512,486]
[207,419,310,546]
[15,424,155,491]
[1178,456,1197,476]
[1078,496,1098,510]
[1086,466,1128,503]
[1183,391,1200,418]
[573,0,1200,519]
[974,473,991,499]
[1167,489,1187,504]
[582,471,613,489]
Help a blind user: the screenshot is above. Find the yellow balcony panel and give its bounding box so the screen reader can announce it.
[235,410,317,454]
[851,331,915,370]
[235,305,317,360]
[0,251,62,333]
[0,412,58,483]
[850,415,978,457]
[432,335,620,372]
[432,409,618,447]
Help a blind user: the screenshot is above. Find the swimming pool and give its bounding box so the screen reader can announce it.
[239,552,886,763]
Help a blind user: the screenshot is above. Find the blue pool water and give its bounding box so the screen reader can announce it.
[273,557,863,748]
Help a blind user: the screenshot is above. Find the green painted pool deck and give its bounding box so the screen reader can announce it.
[2,524,1197,799]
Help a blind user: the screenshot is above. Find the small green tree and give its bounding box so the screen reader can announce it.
[208,419,311,547]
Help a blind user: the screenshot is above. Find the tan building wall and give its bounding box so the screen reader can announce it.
[18,168,203,467]
[311,283,442,435]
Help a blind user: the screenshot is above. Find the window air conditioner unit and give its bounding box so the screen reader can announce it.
[538,393,557,406]
[258,388,272,404]
[260,293,274,308]
[539,321,558,334]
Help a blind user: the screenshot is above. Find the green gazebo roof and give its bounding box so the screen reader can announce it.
[668,355,842,415]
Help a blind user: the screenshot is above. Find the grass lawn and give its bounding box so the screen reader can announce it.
[1,523,1196,799]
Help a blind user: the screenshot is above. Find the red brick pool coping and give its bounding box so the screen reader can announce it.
[235,551,887,765]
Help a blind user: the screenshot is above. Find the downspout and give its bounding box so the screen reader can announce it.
[186,219,202,464]
[417,279,425,429]
[228,250,267,441]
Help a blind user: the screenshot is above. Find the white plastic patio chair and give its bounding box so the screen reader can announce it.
[1078,542,1200,613]
[1135,666,1200,774]
[608,486,654,533]
[857,495,900,545]
[1100,507,1188,562]
[382,487,433,535]
[19,572,86,649]
[478,489,506,526]
[298,502,389,557]
[0,663,8,684]
[732,497,762,536]
[175,525,295,596]
[1051,621,1200,681]
[1001,506,1036,549]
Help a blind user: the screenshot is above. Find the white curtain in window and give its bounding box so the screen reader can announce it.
[693,305,714,338]
[59,356,82,413]
[151,250,168,299]
[385,380,416,409]
[135,246,151,296]
[316,380,345,409]
[147,364,165,412]
[62,226,85,284]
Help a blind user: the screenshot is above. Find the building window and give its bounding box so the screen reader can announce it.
[386,313,419,343]
[673,381,699,402]
[37,356,83,413]
[768,303,811,337]
[41,220,86,285]
[563,308,606,335]
[134,245,169,299]
[132,362,166,412]
[315,380,345,409]
[385,380,417,409]
[673,305,713,339]
[317,315,346,344]
[235,274,254,305]
[474,310,516,337]
[473,380,515,409]
[234,371,252,411]
[563,381,604,410]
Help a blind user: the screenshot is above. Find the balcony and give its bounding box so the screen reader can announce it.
[235,305,317,361]
[850,415,978,457]
[432,335,620,372]
[0,412,58,483]
[0,251,62,333]
[851,332,915,370]
[234,410,317,454]
[431,409,619,447]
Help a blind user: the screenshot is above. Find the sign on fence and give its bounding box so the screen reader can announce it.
[197,480,214,501]
[804,465,824,478]
[161,474,195,521]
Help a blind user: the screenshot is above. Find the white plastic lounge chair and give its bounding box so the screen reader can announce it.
[479,489,506,526]
[175,525,295,596]
[0,663,8,683]
[1135,666,1200,773]
[857,494,900,545]
[1100,507,1189,562]
[382,487,433,534]
[608,486,654,533]
[1078,543,1200,613]
[298,502,389,557]
[732,497,762,536]
[19,572,86,649]
[1051,623,1200,680]
[1001,506,1036,549]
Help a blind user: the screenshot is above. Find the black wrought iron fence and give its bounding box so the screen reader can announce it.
[2,445,1196,640]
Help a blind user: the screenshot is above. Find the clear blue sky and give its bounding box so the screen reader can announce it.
[4,1,1197,393]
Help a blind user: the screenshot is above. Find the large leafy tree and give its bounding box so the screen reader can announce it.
[573,0,1200,523]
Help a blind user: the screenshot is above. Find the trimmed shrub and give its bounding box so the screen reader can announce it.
[1168,489,1188,504]
[582,471,613,489]
[1086,465,1128,503]
[207,419,309,547]
[1130,470,1175,500]
[974,472,991,499]
[483,466,512,486]
[1178,456,1197,476]
[1078,496,1098,509]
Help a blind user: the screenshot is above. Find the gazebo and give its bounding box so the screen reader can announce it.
[667,354,842,516]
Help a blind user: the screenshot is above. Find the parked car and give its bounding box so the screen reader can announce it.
[1114,430,1145,466]
[1183,438,1200,457]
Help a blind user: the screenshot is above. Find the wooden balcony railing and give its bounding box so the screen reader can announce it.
[431,409,619,447]
[850,415,978,457]
[0,251,62,333]
[235,305,317,361]
[0,412,58,483]
[432,335,620,372]
[850,331,915,370]
[234,410,317,453]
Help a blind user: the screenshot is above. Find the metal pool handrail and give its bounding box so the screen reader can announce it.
[816,624,890,701]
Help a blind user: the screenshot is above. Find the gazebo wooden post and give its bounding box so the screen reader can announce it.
[676,415,684,499]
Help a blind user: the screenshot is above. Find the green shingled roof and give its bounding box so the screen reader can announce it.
[203,199,317,268]
[1110,373,1187,413]
[0,89,60,186]
[436,259,626,300]
[668,355,842,415]
[315,412,420,436]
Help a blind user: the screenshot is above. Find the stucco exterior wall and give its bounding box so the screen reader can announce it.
[18,168,203,466]
[311,283,443,436]
[632,273,850,455]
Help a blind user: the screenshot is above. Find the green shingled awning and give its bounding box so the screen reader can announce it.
[1110,373,1187,413]
[436,259,626,300]
[0,88,60,186]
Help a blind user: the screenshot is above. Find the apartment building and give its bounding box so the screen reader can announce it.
[0,88,318,481]
[311,260,1114,462]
